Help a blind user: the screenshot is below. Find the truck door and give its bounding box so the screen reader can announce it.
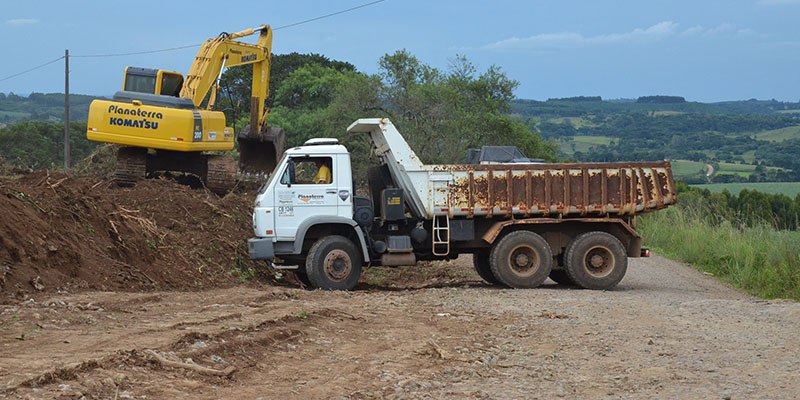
[274,155,339,239]
[335,153,353,219]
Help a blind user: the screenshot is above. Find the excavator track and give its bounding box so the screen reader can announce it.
[115,147,147,187]
[206,155,237,195]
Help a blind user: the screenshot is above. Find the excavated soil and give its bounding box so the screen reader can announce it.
[0,172,265,299]
[1,171,799,399]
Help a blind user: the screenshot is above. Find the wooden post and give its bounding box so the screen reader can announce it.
[64,49,70,169]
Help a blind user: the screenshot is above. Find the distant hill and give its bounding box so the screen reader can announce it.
[0,92,101,126]
[512,97,800,184]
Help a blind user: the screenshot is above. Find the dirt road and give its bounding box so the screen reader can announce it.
[1,255,798,399]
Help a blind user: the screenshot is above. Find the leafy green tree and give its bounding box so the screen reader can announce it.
[216,52,356,131]
[369,50,555,164]
[0,121,95,169]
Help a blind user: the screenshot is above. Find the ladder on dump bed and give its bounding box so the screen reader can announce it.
[432,215,450,256]
[431,175,451,256]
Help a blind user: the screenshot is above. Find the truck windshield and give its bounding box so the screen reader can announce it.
[257,153,287,195]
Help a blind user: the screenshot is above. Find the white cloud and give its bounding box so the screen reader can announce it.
[757,0,800,5]
[681,24,735,37]
[485,22,757,51]
[6,18,39,27]
[485,21,679,50]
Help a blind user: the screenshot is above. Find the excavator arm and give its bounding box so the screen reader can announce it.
[180,25,273,132]
[179,25,285,174]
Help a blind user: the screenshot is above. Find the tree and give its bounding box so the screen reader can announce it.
[368,50,555,164]
[216,52,356,131]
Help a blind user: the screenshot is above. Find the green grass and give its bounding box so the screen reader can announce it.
[671,160,710,177]
[0,111,29,119]
[691,182,800,198]
[671,160,771,179]
[740,150,757,164]
[547,117,597,128]
[559,135,614,154]
[639,206,800,301]
[651,111,686,116]
[753,125,800,142]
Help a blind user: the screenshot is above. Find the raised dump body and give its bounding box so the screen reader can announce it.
[347,119,676,219]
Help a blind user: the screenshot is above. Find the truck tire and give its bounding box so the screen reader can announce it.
[548,269,577,286]
[489,231,552,289]
[305,235,362,290]
[564,231,627,290]
[472,252,500,285]
[293,270,312,287]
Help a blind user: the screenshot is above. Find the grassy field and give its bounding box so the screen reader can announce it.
[558,135,614,154]
[547,117,597,128]
[639,206,800,301]
[752,125,800,142]
[651,110,686,116]
[691,182,800,198]
[671,160,708,177]
[0,111,29,120]
[669,159,778,179]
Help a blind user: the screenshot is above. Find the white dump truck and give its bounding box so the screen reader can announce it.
[248,118,677,290]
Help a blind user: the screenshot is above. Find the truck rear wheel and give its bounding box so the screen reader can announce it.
[305,235,362,290]
[564,231,627,290]
[472,252,499,285]
[489,231,552,289]
[548,269,577,286]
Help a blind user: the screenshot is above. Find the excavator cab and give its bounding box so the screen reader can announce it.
[123,67,184,97]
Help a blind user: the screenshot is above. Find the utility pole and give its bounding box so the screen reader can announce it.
[64,49,70,169]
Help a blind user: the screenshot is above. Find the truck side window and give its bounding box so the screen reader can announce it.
[279,161,294,185]
[281,157,333,185]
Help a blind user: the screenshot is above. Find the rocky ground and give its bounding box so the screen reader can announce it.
[2,255,798,399]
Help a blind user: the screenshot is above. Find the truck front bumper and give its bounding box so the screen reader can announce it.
[248,237,275,260]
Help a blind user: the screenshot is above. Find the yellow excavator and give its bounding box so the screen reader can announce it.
[86,24,286,193]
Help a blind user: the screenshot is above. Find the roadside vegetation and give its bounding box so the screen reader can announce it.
[639,184,800,301]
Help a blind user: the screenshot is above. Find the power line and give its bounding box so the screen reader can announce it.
[0,56,64,83]
[273,0,385,30]
[72,43,201,58]
[71,0,386,59]
[0,0,386,84]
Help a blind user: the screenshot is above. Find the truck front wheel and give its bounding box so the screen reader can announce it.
[305,235,362,290]
[489,231,552,288]
[564,231,627,290]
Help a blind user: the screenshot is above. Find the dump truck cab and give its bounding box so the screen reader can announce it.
[250,138,370,271]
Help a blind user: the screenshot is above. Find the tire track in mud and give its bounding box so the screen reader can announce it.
[3,308,352,397]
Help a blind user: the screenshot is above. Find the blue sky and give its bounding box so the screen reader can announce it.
[1,0,799,102]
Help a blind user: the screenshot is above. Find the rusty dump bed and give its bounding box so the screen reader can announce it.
[428,161,677,218]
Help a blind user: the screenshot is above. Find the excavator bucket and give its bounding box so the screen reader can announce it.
[238,125,287,175]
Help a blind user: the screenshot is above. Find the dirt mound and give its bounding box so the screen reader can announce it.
[0,172,269,299]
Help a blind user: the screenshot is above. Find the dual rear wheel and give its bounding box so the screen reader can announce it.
[477,230,627,290]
